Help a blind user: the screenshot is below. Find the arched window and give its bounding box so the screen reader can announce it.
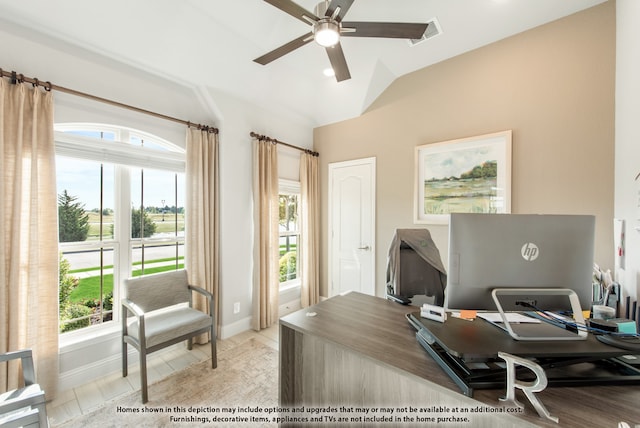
[55,123,185,334]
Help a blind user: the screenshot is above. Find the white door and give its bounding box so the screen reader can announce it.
[329,157,376,296]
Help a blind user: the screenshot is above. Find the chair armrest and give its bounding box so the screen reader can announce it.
[122,298,146,342]
[0,349,32,364]
[122,298,145,318]
[0,349,36,386]
[189,285,214,317]
[189,285,213,301]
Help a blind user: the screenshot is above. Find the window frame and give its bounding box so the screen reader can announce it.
[55,123,185,337]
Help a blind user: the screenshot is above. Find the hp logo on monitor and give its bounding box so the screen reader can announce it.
[521,243,539,261]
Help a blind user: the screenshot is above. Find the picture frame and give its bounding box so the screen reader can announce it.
[414,130,512,224]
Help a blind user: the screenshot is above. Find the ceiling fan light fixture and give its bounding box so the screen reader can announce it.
[314,20,340,47]
[323,67,335,77]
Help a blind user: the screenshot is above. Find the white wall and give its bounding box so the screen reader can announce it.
[204,88,310,338]
[0,20,313,390]
[614,0,640,313]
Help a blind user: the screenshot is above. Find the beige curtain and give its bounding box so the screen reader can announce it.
[185,128,220,339]
[0,80,59,397]
[251,138,279,330]
[300,152,320,307]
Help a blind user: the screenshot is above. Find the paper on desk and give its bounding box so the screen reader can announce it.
[478,312,541,324]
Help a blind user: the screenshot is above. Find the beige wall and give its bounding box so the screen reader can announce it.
[314,2,615,298]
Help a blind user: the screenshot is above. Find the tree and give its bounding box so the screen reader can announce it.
[59,253,91,333]
[459,160,498,180]
[59,253,78,311]
[58,190,90,242]
[131,207,157,238]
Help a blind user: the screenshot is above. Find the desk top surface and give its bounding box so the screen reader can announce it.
[280,291,431,380]
[280,292,640,427]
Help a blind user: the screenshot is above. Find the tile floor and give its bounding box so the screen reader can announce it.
[47,325,279,426]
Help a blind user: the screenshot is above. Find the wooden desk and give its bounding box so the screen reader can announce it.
[279,292,640,427]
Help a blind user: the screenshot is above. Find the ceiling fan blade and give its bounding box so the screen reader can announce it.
[263,0,318,24]
[254,33,314,65]
[342,21,428,39]
[325,42,351,82]
[325,0,355,22]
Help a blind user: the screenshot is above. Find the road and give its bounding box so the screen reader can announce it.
[62,244,184,271]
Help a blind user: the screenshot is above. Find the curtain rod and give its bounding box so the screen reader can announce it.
[250,132,319,157]
[0,68,218,134]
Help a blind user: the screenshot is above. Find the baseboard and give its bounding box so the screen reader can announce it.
[58,350,125,392]
[58,323,245,391]
[58,342,191,392]
[220,316,252,339]
[219,298,300,338]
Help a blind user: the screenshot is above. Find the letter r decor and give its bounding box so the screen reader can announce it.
[498,351,559,424]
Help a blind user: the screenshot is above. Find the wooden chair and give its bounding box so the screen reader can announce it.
[121,270,217,403]
[0,349,48,427]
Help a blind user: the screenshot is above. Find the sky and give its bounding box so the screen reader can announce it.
[423,146,497,180]
[56,156,184,211]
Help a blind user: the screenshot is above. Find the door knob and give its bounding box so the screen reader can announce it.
[358,245,370,251]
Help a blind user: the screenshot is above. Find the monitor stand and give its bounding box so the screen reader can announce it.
[491,288,588,341]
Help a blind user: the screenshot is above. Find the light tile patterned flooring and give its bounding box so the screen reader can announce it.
[47,325,279,426]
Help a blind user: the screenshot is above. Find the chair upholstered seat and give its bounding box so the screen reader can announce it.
[122,269,217,403]
[127,306,213,348]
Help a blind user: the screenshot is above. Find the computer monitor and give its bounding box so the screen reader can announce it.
[444,213,595,312]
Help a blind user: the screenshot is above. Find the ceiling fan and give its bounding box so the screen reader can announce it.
[254,0,429,82]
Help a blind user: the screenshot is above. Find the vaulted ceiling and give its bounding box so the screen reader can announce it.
[0,0,606,127]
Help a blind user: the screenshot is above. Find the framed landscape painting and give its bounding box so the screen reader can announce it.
[414,130,512,224]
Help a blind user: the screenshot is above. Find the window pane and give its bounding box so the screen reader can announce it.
[57,156,115,332]
[59,246,114,332]
[279,189,299,285]
[132,242,185,276]
[63,129,116,141]
[279,235,298,282]
[279,194,299,233]
[131,168,185,276]
[57,156,115,241]
[145,170,183,237]
[131,169,184,239]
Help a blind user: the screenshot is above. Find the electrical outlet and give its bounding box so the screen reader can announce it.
[233,302,240,314]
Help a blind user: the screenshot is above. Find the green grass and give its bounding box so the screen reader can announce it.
[69,263,184,302]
